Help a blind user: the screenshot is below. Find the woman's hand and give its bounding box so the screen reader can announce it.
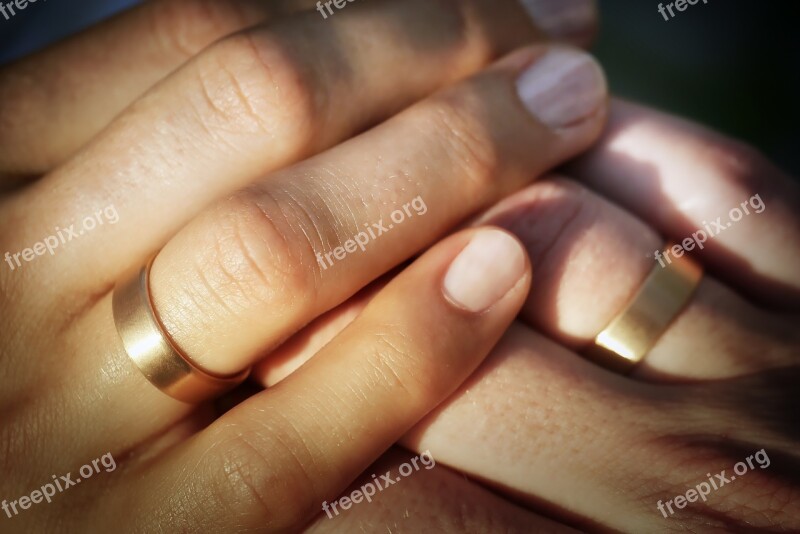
[0,0,595,177]
[3,221,537,532]
[263,100,800,531]
[0,0,609,531]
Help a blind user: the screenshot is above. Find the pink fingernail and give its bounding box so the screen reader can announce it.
[518,0,596,42]
[516,48,606,129]
[443,230,526,313]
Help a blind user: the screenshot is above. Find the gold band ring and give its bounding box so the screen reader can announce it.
[584,244,703,374]
[112,257,250,403]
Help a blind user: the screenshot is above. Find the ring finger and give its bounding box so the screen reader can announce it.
[96,228,532,532]
[477,177,799,380]
[254,174,799,384]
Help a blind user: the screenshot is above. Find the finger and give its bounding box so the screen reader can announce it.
[0,0,318,175]
[144,45,606,376]
[304,447,572,532]
[0,0,597,177]
[252,175,798,384]
[10,44,605,463]
[10,0,573,299]
[103,228,531,532]
[476,177,799,380]
[568,99,800,309]
[400,323,800,532]
[253,275,385,386]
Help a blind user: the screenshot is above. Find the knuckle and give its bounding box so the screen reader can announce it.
[150,0,255,60]
[202,190,319,313]
[706,137,773,190]
[420,92,499,193]
[203,424,317,528]
[516,179,598,249]
[190,32,319,147]
[636,432,800,530]
[361,329,436,404]
[262,182,351,274]
[0,408,33,477]
[496,178,602,271]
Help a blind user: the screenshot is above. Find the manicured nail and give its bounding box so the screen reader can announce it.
[518,0,595,41]
[516,48,606,129]
[444,230,526,313]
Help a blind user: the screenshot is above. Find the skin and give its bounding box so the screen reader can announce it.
[261,100,800,531]
[0,0,597,531]
[0,1,798,533]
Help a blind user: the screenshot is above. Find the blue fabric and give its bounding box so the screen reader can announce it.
[0,0,139,65]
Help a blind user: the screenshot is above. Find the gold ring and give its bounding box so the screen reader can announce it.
[112,257,250,403]
[583,243,703,374]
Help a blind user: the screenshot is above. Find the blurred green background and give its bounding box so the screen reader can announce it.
[1,0,797,175]
[593,0,799,176]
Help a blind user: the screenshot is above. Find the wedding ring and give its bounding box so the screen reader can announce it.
[112,256,249,403]
[584,244,703,373]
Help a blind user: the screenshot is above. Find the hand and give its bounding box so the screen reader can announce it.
[0,0,607,531]
[305,447,578,533]
[263,100,800,531]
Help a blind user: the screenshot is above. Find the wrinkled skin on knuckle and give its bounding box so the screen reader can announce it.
[297,177,361,248]
[628,406,800,531]
[202,191,316,317]
[209,438,283,524]
[355,326,441,407]
[254,179,344,284]
[202,421,323,530]
[149,0,259,61]
[188,32,319,151]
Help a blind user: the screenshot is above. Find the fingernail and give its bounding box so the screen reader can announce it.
[516,48,606,129]
[518,0,595,41]
[444,230,526,313]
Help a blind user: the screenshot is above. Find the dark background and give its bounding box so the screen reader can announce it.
[593,0,799,177]
[1,0,798,176]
